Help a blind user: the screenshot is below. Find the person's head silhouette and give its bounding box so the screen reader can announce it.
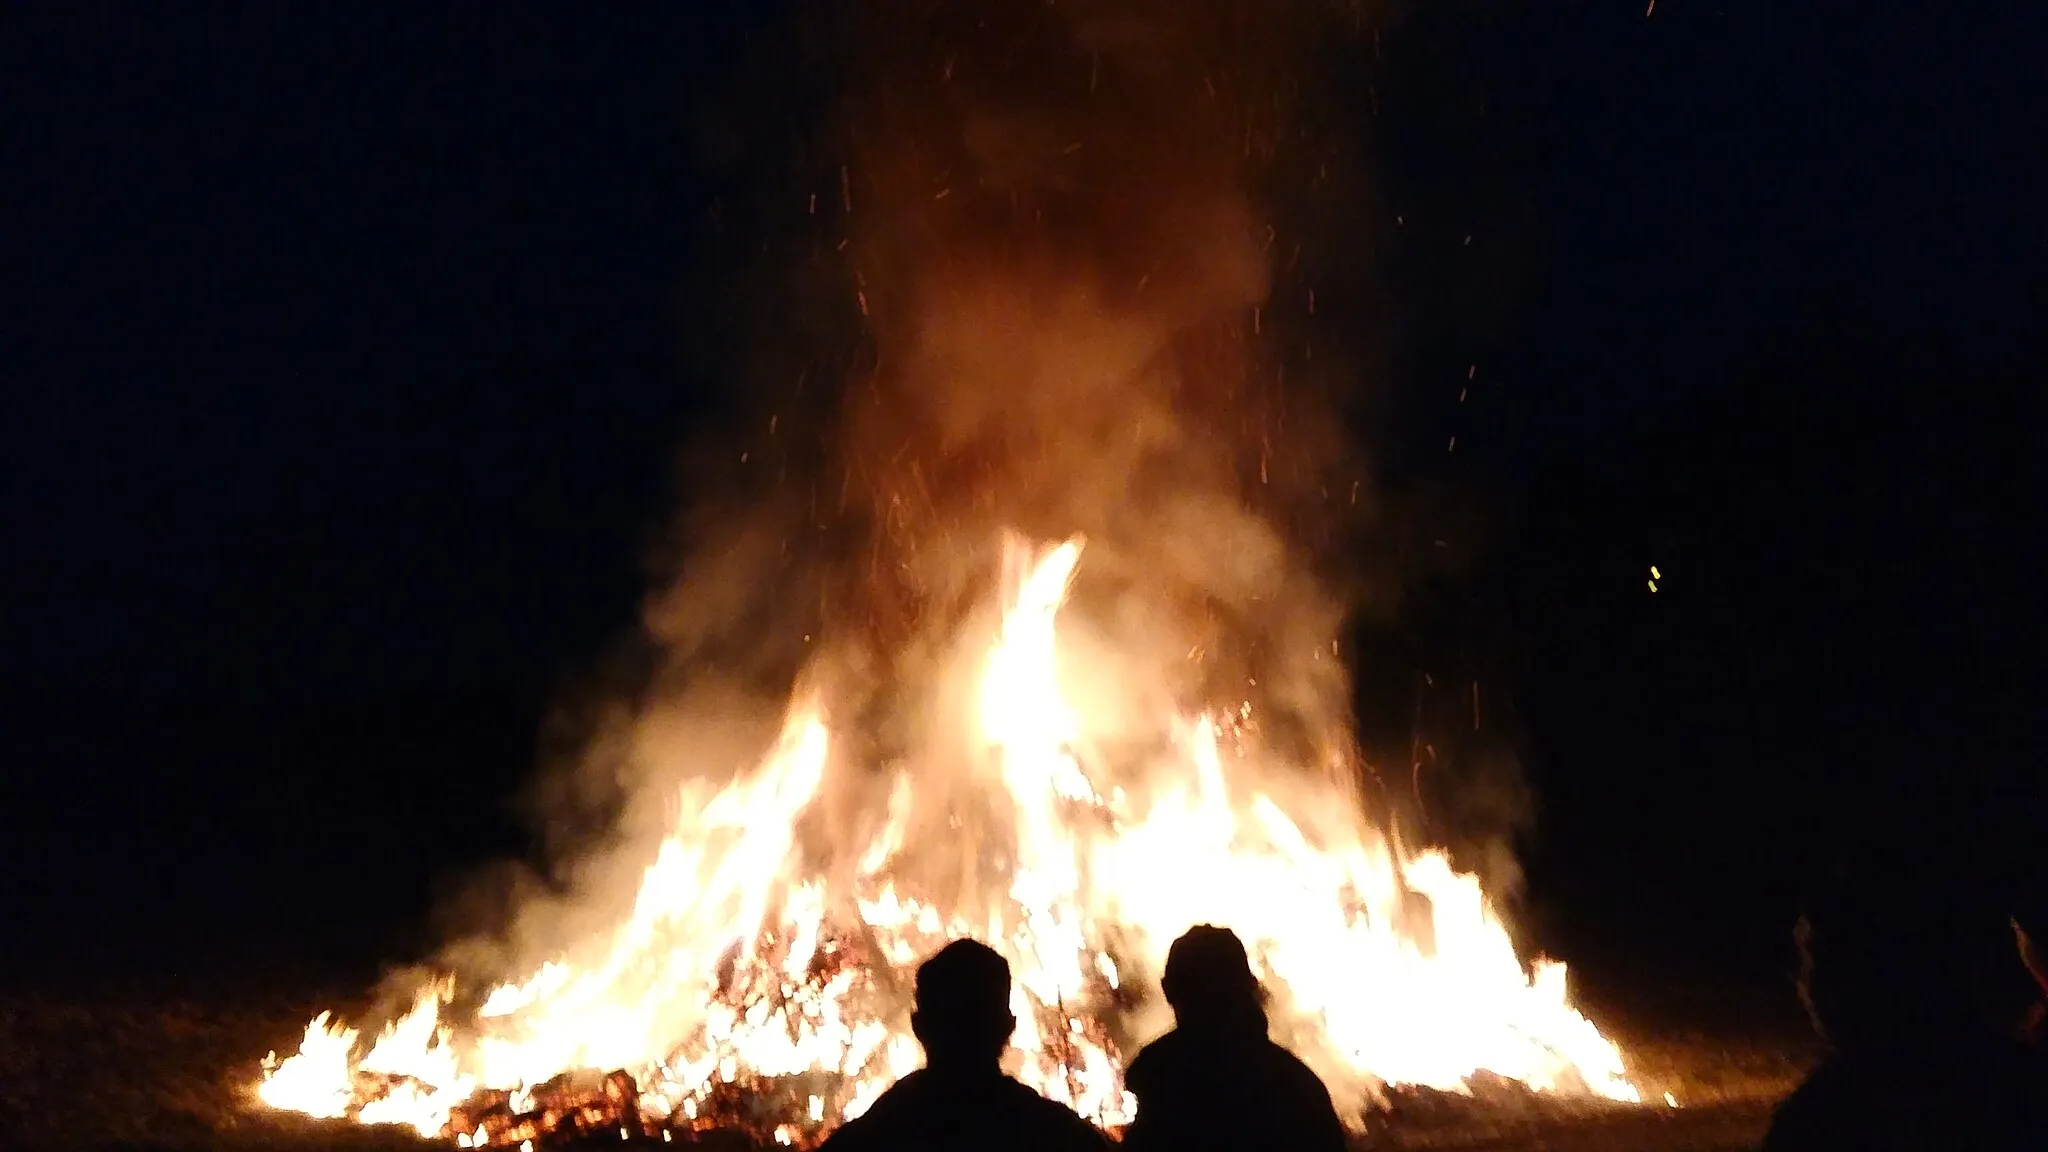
[910,939,1017,1073]
[1796,851,2029,1051]
[1160,924,1267,1036]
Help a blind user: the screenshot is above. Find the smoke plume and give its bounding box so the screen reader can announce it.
[817,0,1373,759]
[454,0,1393,987]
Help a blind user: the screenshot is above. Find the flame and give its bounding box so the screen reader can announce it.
[257,1013,358,1119]
[257,535,1637,1142]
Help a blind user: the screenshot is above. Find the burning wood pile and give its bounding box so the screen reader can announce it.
[268,909,1138,1148]
[444,1068,641,1147]
[257,539,1640,1148]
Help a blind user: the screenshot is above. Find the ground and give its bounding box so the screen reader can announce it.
[0,976,1809,1152]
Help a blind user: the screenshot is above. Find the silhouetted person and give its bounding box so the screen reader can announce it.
[1122,925,1349,1152]
[2012,884,2048,1051]
[819,938,1109,1152]
[1761,857,2048,1151]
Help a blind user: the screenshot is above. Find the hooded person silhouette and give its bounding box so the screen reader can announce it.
[2012,880,2048,1050]
[818,939,1109,1152]
[1122,925,1349,1152]
[1761,854,2048,1151]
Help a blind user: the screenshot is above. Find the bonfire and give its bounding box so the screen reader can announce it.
[256,535,1637,1147]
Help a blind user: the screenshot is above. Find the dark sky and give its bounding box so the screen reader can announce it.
[5,2,2042,999]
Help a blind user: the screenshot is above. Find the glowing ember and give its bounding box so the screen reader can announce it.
[256,536,1637,1143]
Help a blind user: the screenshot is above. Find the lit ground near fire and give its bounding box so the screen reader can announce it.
[0,977,1809,1152]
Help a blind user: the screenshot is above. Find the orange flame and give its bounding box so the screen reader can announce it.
[256,535,1637,1141]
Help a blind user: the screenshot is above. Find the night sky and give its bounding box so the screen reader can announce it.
[6,0,2042,1012]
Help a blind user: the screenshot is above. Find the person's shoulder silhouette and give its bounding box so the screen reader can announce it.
[1761,851,2048,1151]
[819,939,1108,1152]
[1123,925,1348,1152]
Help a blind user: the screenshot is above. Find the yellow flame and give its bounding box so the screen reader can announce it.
[257,1013,359,1118]
[257,534,1637,1141]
